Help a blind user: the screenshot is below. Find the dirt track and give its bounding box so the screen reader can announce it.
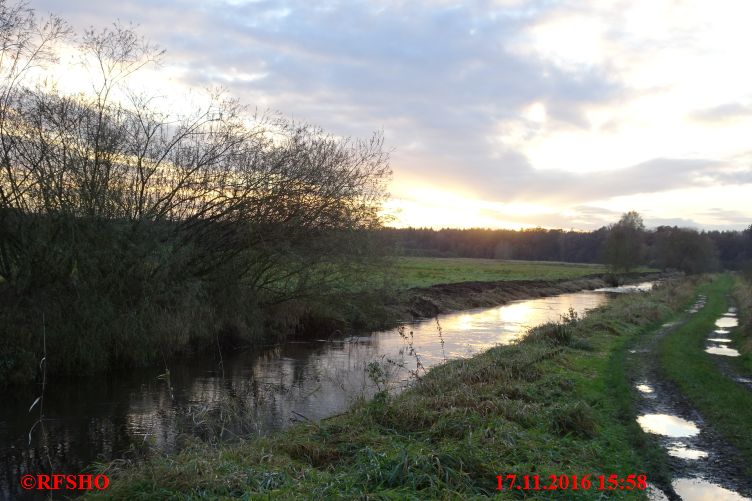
[626,297,752,500]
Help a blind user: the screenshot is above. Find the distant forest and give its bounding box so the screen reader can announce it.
[382,225,752,271]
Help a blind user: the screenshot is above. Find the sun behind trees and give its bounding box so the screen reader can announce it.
[0,4,391,384]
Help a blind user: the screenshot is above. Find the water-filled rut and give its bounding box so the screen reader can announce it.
[628,296,752,501]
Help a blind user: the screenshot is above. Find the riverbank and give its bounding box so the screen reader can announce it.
[319,271,666,336]
[396,271,661,321]
[88,277,698,499]
[1,257,657,387]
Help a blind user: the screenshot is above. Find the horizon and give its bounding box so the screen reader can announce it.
[382,223,749,233]
[27,0,752,231]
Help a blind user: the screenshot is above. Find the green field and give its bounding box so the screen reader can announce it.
[393,257,607,288]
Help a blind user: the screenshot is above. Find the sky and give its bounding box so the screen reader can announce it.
[30,0,752,231]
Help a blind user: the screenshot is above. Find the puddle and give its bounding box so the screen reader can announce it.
[707,338,732,343]
[715,317,739,328]
[636,383,654,393]
[673,477,751,500]
[667,442,709,459]
[705,346,741,357]
[715,329,731,335]
[728,307,737,313]
[637,414,700,437]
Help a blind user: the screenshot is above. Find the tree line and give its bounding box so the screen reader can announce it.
[383,215,752,273]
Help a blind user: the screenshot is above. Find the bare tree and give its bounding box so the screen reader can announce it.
[0,3,391,381]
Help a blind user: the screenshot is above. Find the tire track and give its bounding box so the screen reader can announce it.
[626,294,752,501]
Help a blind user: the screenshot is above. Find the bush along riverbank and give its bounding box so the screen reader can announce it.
[87,277,699,500]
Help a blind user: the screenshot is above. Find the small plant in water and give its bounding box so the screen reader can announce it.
[27,314,52,469]
[435,318,447,362]
[562,306,580,325]
[397,325,427,380]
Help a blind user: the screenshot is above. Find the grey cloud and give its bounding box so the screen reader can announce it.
[701,209,752,225]
[690,102,752,123]
[450,156,747,204]
[479,204,620,230]
[32,0,619,145]
[27,0,752,227]
[644,217,701,229]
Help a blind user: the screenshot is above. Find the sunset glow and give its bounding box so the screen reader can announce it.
[29,0,752,230]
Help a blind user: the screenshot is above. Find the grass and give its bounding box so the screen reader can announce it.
[659,274,752,474]
[730,275,752,375]
[89,277,697,500]
[392,257,610,288]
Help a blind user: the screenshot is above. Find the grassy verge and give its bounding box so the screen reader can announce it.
[90,279,696,500]
[730,275,752,375]
[659,274,752,474]
[392,257,609,288]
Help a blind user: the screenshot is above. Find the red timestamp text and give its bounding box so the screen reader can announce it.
[496,474,647,492]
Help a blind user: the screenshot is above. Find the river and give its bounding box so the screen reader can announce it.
[0,282,652,498]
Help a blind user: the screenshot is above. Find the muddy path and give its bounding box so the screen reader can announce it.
[706,303,752,393]
[626,295,752,500]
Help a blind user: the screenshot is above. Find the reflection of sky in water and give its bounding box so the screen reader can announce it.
[637,414,699,437]
[705,345,741,357]
[363,291,609,367]
[594,282,654,293]
[715,317,738,328]
[667,442,708,459]
[0,288,619,498]
[673,478,751,501]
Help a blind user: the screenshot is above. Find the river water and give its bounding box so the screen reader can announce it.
[0,282,652,498]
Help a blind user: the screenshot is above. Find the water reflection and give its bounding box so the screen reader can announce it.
[706,315,740,357]
[637,414,700,437]
[673,478,751,501]
[715,317,739,328]
[705,346,741,357]
[0,287,627,498]
[667,442,709,460]
[595,282,654,293]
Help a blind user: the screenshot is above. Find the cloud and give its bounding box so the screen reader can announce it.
[424,155,748,204]
[690,102,752,123]
[27,0,752,229]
